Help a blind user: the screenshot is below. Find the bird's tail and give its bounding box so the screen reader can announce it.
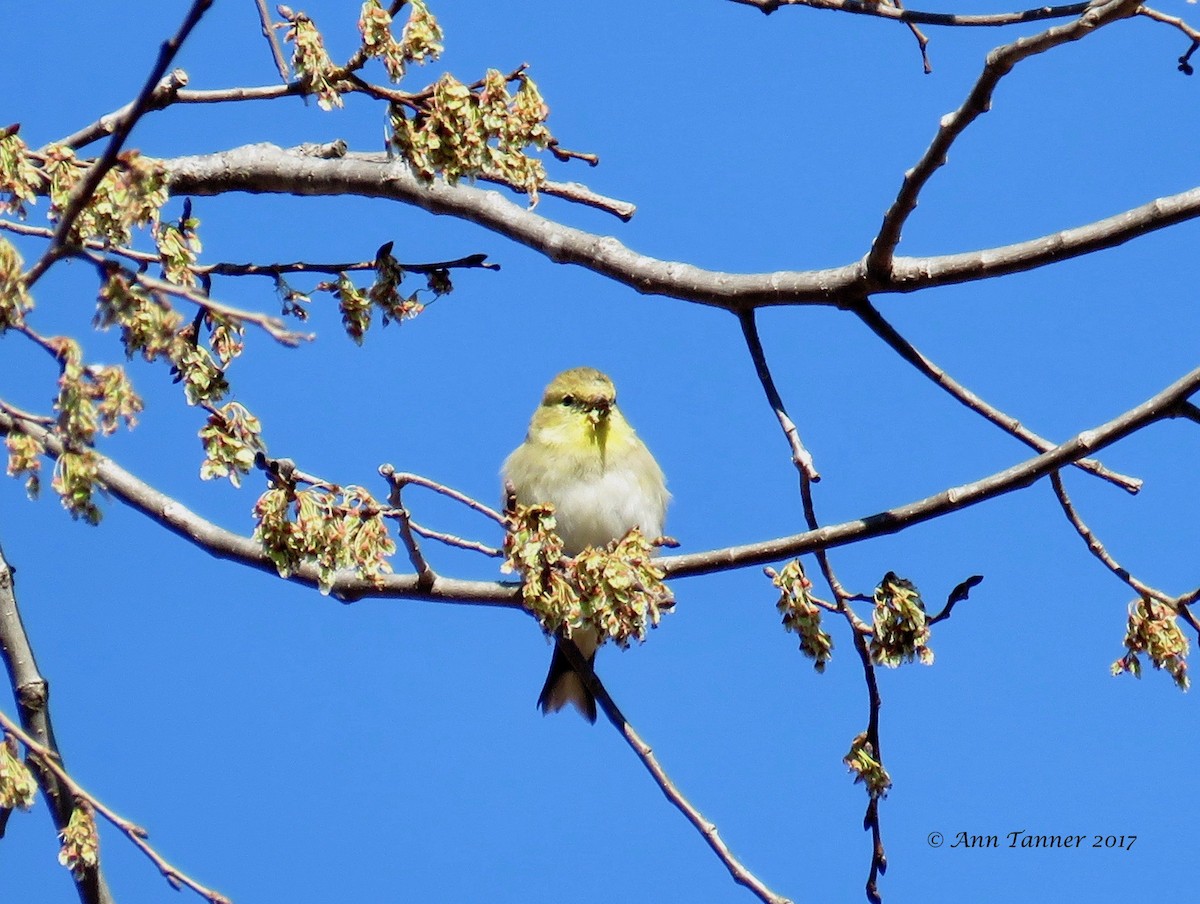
[537,634,598,723]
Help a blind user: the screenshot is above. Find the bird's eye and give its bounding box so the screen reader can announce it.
[560,395,575,407]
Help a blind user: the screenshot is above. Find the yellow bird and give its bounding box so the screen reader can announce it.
[503,367,669,722]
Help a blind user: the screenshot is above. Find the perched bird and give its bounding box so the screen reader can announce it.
[503,367,669,722]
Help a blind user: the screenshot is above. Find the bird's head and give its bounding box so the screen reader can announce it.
[529,367,625,447]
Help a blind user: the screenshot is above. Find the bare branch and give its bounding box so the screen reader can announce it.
[737,309,820,481]
[380,468,507,526]
[730,0,1090,28]
[53,70,190,151]
[253,0,290,83]
[202,251,500,278]
[380,466,436,592]
[1138,6,1200,75]
[409,520,503,558]
[928,574,984,624]
[866,0,1142,280]
[851,298,1141,493]
[659,362,1200,579]
[174,83,301,103]
[1049,471,1176,604]
[158,143,1200,308]
[552,638,794,904]
[0,218,499,281]
[737,303,884,895]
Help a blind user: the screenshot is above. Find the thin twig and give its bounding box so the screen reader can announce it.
[735,301,883,896]
[928,574,984,624]
[547,140,599,166]
[52,70,190,151]
[799,477,886,898]
[0,711,230,904]
[90,257,314,347]
[203,252,499,278]
[889,0,933,72]
[552,638,794,904]
[382,476,436,592]
[253,0,291,82]
[1049,471,1175,604]
[0,218,499,280]
[730,0,1090,27]
[865,0,1142,281]
[24,0,215,289]
[736,309,820,481]
[0,399,54,425]
[409,521,503,558]
[174,83,302,104]
[380,467,507,526]
[851,298,1141,493]
[1137,6,1200,74]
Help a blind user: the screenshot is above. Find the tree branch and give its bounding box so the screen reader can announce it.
[0,710,229,904]
[1049,471,1176,604]
[0,218,499,283]
[252,0,290,83]
[737,307,885,899]
[53,70,190,152]
[730,0,1091,27]
[1137,6,1200,75]
[659,362,1200,578]
[0,409,522,608]
[851,298,1141,493]
[0,541,114,904]
[158,143,1200,309]
[736,309,820,481]
[866,0,1142,280]
[4,358,1199,605]
[552,638,793,904]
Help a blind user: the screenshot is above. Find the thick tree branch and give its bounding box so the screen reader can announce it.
[0,410,521,609]
[866,0,1142,279]
[0,542,114,904]
[159,143,1200,309]
[4,359,1199,604]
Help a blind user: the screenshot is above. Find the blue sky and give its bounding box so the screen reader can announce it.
[2,2,1199,903]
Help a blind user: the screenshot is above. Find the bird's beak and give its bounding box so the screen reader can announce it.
[586,399,611,427]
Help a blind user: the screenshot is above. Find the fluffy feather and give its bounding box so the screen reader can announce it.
[503,367,668,721]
